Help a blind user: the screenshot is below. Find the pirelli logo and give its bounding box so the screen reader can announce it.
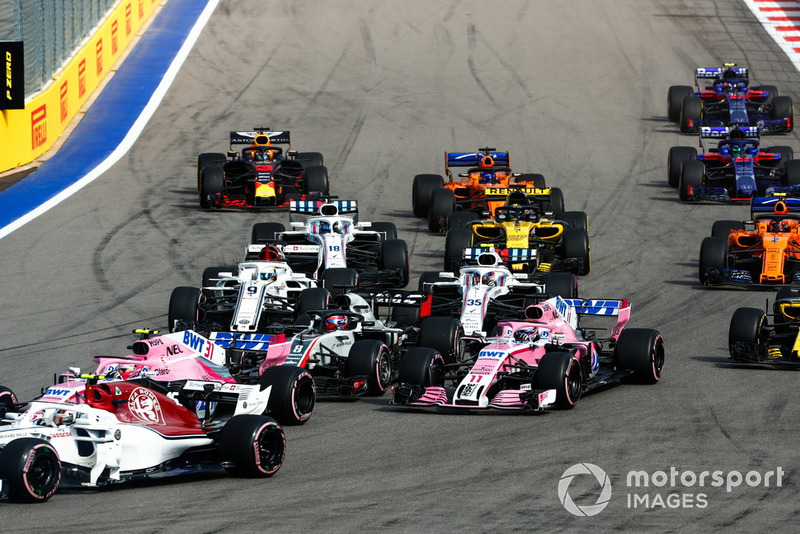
[125,3,132,35]
[111,20,119,55]
[60,81,68,123]
[1,40,24,109]
[78,58,86,98]
[31,105,47,150]
[96,39,103,76]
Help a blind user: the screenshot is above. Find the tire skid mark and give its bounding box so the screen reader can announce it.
[360,19,377,68]
[331,110,367,178]
[466,23,496,106]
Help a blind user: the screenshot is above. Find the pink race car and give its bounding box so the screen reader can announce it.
[36,329,315,426]
[391,295,664,411]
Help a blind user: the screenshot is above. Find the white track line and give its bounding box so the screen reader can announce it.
[0,0,219,241]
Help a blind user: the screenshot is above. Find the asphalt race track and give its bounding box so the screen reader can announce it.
[1,1,799,531]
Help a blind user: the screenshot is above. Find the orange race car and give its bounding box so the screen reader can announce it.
[699,196,800,287]
[411,148,564,233]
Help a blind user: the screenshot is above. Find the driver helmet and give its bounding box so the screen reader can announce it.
[482,272,497,287]
[479,172,496,185]
[729,144,743,156]
[324,315,349,332]
[53,409,76,426]
[318,221,331,234]
[258,244,284,262]
[770,220,790,233]
[514,327,539,343]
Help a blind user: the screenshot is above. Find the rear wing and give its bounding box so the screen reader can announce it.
[484,186,552,201]
[562,298,630,316]
[750,196,800,218]
[463,247,538,263]
[695,66,748,80]
[208,332,278,351]
[229,129,291,146]
[700,126,760,139]
[289,199,359,215]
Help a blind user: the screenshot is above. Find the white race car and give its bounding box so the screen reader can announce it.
[168,249,320,333]
[250,199,410,289]
[0,378,285,502]
[415,251,578,360]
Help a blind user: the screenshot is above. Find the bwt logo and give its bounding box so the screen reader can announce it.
[558,463,612,517]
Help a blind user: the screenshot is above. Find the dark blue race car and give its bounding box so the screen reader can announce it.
[667,126,798,202]
[667,65,793,135]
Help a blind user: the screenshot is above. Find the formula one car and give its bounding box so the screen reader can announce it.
[168,249,319,334]
[250,199,410,288]
[209,289,426,398]
[668,126,797,201]
[411,148,563,233]
[443,201,590,275]
[36,329,315,426]
[197,129,329,209]
[729,285,800,366]
[391,295,664,412]
[699,196,800,286]
[0,377,285,502]
[418,250,578,337]
[668,65,793,135]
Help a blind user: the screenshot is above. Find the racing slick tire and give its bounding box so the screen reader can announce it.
[345,340,393,395]
[251,222,286,243]
[0,438,61,502]
[168,286,202,332]
[546,187,566,214]
[668,85,693,122]
[771,96,794,130]
[296,287,331,325]
[380,239,410,287]
[444,228,472,273]
[541,272,579,298]
[447,211,476,231]
[534,351,582,409]
[615,328,665,384]
[680,95,703,133]
[418,316,463,364]
[728,307,767,360]
[698,236,728,285]
[202,265,238,287]
[370,221,398,241]
[412,174,445,217]
[219,415,285,477]
[668,146,697,188]
[428,188,455,233]
[303,165,330,195]
[321,268,358,296]
[418,271,448,292]
[199,164,225,208]
[558,211,588,231]
[562,228,591,275]
[711,220,743,239]
[295,151,324,168]
[0,385,17,418]
[514,173,546,188]
[678,159,704,201]
[783,159,800,187]
[397,347,446,387]
[197,152,226,189]
[258,366,316,425]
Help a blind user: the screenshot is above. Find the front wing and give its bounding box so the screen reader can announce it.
[390,384,556,412]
